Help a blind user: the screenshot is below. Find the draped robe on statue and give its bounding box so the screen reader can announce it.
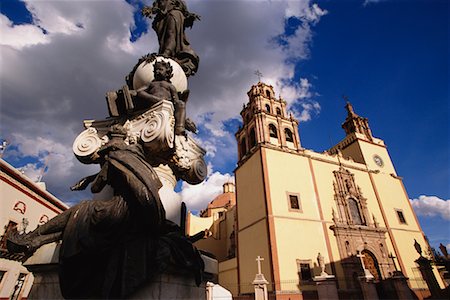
[56,142,203,298]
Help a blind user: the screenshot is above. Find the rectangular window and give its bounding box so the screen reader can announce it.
[396,209,407,224]
[287,193,302,212]
[297,259,312,282]
[300,263,312,280]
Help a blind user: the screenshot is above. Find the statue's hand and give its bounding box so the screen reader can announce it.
[142,6,157,18]
[185,118,197,134]
[185,13,201,28]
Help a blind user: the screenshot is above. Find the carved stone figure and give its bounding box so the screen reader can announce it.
[142,0,200,76]
[135,60,187,135]
[317,252,327,276]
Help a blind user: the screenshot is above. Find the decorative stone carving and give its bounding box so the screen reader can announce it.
[72,127,105,164]
[125,101,175,153]
[330,167,395,284]
[172,135,207,184]
[72,99,206,185]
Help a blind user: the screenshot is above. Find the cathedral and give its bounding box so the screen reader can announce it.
[189,81,446,299]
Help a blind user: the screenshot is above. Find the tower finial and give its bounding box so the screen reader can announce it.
[342,95,355,116]
[254,70,263,83]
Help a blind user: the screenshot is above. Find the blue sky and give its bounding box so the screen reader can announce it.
[1,0,448,251]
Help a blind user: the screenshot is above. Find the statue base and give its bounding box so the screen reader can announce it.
[313,274,338,300]
[24,244,217,300]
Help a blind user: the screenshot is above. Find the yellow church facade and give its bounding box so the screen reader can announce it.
[234,82,445,299]
[190,82,445,299]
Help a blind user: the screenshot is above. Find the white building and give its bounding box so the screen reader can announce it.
[0,159,68,299]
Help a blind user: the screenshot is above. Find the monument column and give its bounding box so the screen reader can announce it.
[252,256,269,300]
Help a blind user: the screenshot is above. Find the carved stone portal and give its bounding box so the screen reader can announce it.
[330,167,395,289]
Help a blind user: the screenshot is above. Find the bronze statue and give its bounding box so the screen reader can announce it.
[8,125,203,298]
[142,0,200,76]
[7,1,207,298]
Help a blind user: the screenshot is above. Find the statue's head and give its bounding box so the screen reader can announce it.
[153,60,173,81]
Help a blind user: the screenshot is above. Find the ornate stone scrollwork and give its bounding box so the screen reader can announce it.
[72,127,104,164]
[131,101,175,153]
[172,135,207,184]
[73,101,176,164]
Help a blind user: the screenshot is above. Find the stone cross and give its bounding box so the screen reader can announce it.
[256,256,264,275]
[388,252,398,271]
[357,252,366,270]
[357,252,374,279]
[254,70,263,82]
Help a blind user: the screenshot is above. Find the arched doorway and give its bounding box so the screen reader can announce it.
[361,250,382,281]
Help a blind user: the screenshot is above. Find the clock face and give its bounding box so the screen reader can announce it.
[373,155,384,167]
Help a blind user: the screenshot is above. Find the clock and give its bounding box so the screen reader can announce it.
[373,155,384,167]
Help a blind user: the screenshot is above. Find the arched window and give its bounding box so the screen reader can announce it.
[265,104,271,113]
[348,198,364,225]
[276,107,282,116]
[249,128,256,148]
[240,138,247,157]
[285,128,294,142]
[269,124,278,138]
[266,90,271,98]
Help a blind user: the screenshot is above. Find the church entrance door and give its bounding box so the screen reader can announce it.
[362,250,381,281]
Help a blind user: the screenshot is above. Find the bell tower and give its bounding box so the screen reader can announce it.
[235,82,302,164]
[329,101,397,175]
[342,101,373,141]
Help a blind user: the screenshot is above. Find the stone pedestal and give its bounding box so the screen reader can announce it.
[313,275,338,300]
[24,243,63,299]
[358,275,379,300]
[390,271,414,300]
[128,270,206,299]
[415,256,443,299]
[205,282,232,300]
[26,264,63,300]
[253,273,269,300]
[24,244,217,300]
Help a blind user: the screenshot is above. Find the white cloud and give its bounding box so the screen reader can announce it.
[180,171,234,212]
[410,195,450,220]
[19,163,42,182]
[0,14,49,49]
[278,77,320,122]
[363,0,386,6]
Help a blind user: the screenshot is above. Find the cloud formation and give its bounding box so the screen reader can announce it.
[180,172,234,212]
[410,195,450,220]
[1,0,327,211]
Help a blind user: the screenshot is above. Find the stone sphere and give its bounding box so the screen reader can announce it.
[132,56,188,93]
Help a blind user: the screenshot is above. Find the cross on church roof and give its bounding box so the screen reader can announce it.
[256,255,264,275]
[254,70,263,82]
